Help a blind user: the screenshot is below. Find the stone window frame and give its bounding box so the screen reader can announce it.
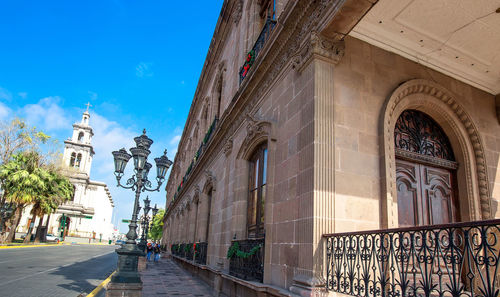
[246,142,268,238]
[382,79,491,228]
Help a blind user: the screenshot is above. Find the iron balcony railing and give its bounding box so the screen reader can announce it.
[228,238,265,282]
[195,242,208,265]
[239,18,277,83]
[324,220,500,297]
[185,242,194,260]
[179,243,186,258]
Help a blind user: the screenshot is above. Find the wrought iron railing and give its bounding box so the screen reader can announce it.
[179,243,186,258]
[324,220,500,297]
[185,242,194,260]
[239,18,277,83]
[171,243,180,256]
[228,238,265,282]
[195,242,208,265]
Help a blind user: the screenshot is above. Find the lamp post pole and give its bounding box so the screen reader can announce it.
[138,196,151,252]
[107,129,172,297]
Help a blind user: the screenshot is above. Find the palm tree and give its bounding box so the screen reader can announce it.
[0,152,44,243]
[33,169,73,243]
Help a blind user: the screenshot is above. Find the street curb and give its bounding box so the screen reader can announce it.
[0,242,66,249]
[87,270,115,297]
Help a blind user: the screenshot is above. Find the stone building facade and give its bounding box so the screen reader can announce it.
[162,1,500,296]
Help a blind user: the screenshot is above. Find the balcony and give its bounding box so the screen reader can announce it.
[195,242,207,265]
[239,18,277,83]
[324,220,500,297]
[228,238,264,282]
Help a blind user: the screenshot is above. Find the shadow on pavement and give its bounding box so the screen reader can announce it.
[49,251,117,296]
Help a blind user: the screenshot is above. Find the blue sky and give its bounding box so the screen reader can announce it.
[0,0,224,232]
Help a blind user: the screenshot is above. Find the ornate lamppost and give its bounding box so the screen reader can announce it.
[108,129,172,294]
[147,204,159,241]
[138,196,151,252]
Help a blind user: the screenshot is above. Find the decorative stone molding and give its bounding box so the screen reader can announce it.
[232,0,243,24]
[383,79,491,224]
[292,32,345,73]
[236,114,275,160]
[223,137,233,156]
[193,185,201,204]
[203,170,217,193]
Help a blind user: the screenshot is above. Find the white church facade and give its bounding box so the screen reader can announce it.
[18,109,116,242]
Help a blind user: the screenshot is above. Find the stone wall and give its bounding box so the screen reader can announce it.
[162,0,500,294]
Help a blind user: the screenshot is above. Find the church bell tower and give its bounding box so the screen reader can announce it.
[63,103,95,176]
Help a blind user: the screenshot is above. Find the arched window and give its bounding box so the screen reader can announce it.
[75,153,82,168]
[247,143,268,238]
[215,76,222,118]
[70,152,76,167]
[78,132,84,142]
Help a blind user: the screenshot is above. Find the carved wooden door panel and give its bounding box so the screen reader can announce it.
[396,159,422,227]
[396,159,457,227]
[421,165,457,225]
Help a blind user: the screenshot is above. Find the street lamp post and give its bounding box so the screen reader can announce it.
[138,196,151,252]
[107,129,172,296]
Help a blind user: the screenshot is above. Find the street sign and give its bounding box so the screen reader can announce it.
[84,216,92,219]
[122,219,131,223]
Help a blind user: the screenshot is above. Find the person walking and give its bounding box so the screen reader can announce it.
[146,242,153,262]
[153,242,161,262]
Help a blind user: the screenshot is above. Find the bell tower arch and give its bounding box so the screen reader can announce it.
[63,105,95,176]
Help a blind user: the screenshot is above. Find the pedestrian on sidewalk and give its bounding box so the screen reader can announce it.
[153,243,161,262]
[146,242,153,262]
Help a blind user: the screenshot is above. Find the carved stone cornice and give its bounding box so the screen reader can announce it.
[292,32,345,72]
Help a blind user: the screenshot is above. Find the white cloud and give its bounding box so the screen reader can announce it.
[135,62,153,78]
[18,92,28,99]
[169,135,181,146]
[22,96,71,131]
[0,87,12,101]
[90,112,136,175]
[0,102,11,120]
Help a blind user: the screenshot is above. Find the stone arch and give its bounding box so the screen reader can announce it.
[382,79,491,227]
[203,170,216,194]
[236,115,275,160]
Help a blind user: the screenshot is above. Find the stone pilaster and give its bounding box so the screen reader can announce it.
[290,33,343,296]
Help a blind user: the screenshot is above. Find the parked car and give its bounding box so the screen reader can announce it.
[45,234,61,243]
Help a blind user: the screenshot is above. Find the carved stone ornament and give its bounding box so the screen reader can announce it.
[203,170,216,193]
[232,0,243,24]
[292,32,345,73]
[223,137,233,156]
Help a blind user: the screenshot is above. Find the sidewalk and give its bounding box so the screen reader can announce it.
[141,255,215,296]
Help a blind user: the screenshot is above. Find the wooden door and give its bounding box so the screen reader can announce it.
[396,159,457,227]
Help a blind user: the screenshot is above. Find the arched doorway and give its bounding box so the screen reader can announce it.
[58,215,70,238]
[395,110,460,227]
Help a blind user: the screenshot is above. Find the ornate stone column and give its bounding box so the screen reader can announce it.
[289,32,344,296]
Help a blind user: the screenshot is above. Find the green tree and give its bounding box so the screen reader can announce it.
[0,119,51,243]
[32,168,74,243]
[148,209,165,241]
[0,152,73,243]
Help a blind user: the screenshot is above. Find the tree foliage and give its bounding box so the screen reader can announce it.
[0,119,68,243]
[148,209,164,240]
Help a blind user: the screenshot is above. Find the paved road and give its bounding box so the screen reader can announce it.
[0,244,117,297]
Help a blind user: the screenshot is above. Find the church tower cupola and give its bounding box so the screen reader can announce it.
[63,103,95,176]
